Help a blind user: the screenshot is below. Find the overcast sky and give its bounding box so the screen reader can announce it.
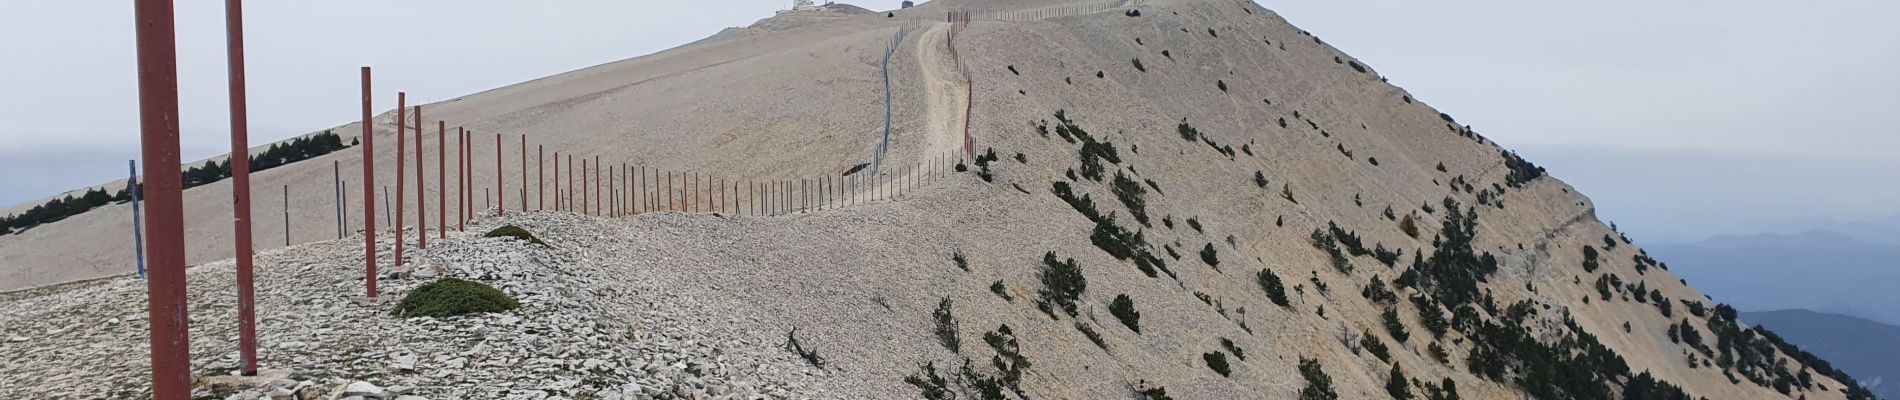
[2,1,1895,242]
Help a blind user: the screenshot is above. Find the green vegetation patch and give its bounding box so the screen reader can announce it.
[484,225,549,247]
[395,278,520,318]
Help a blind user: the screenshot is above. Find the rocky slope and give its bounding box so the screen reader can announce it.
[0,0,1874,399]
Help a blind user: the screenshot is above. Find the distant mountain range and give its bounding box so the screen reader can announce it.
[1745,309,1899,400]
[1648,228,1900,326]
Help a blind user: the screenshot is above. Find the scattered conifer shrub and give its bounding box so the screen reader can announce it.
[905,362,955,400]
[933,297,961,353]
[975,148,999,182]
[1177,120,1202,141]
[1132,58,1146,72]
[1387,364,1413,399]
[1258,268,1291,307]
[1427,377,1462,400]
[1501,150,1546,188]
[1052,181,1103,222]
[1581,245,1600,272]
[1088,214,1171,278]
[1110,294,1142,333]
[1200,243,1220,268]
[1221,337,1248,360]
[1112,172,1151,226]
[1076,322,1108,350]
[1203,352,1232,377]
[967,324,1030,399]
[1413,198,1498,308]
[1363,277,1398,304]
[1299,357,1339,400]
[990,280,1013,302]
[1362,330,1392,362]
[1414,296,1450,338]
[1136,383,1173,400]
[952,251,969,272]
[1038,252,1088,317]
[1383,307,1411,342]
[394,278,519,318]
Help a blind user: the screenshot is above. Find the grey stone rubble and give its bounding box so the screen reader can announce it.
[0,210,815,399]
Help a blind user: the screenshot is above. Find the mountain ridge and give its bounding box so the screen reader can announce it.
[0,1,1874,398]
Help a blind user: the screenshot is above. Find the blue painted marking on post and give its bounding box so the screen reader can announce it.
[129,160,146,279]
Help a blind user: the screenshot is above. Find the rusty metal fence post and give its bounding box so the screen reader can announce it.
[134,2,193,393]
[457,128,465,230]
[414,105,425,250]
[495,133,504,216]
[437,121,446,239]
[395,94,406,266]
[359,67,378,299]
[221,0,261,376]
[519,135,526,212]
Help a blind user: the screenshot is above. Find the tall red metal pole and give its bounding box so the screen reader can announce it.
[222,0,258,376]
[538,146,544,211]
[609,162,617,218]
[626,164,633,216]
[581,158,589,215]
[437,121,445,239]
[467,130,474,221]
[519,135,526,213]
[456,127,463,229]
[394,93,405,266]
[135,1,193,396]
[495,133,504,216]
[589,155,596,215]
[362,68,377,298]
[414,105,425,250]
[470,129,477,220]
[567,154,574,211]
[634,163,642,215]
[580,158,586,215]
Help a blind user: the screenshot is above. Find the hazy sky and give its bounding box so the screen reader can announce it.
[2,1,1896,242]
[1266,0,1900,241]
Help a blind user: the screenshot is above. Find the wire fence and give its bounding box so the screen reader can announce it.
[984,0,1130,22]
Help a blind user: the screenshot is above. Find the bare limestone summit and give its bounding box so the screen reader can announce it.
[0,0,1875,399]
